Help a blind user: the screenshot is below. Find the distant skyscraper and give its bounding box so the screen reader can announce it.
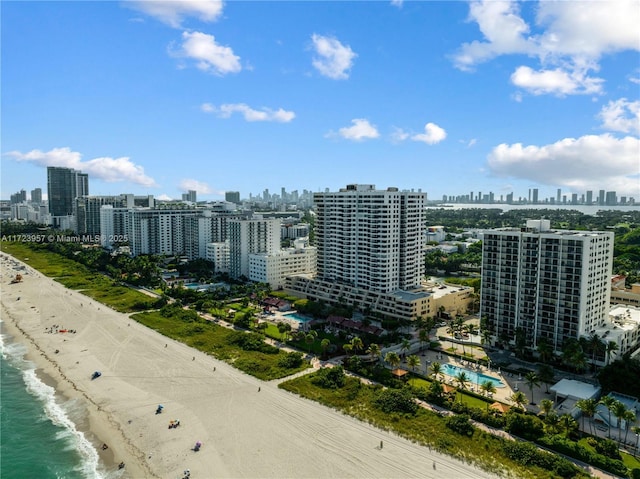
[10,189,27,204]
[182,190,197,202]
[605,191,617,206]
[557,188,561,203]
[532,188,539,204]
[47,166,88,217]
[31,188,42,204]
[225,191,240,204]
[598,190,605,205]
[586,191,593,205]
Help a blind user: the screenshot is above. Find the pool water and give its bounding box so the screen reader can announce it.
[283,313,312,323]
[441,363,505,388]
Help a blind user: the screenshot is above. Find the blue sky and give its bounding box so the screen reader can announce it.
[2,0,639,202]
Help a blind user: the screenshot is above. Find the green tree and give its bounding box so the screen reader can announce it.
[320,338,331,360]
[559,414,578,438]
[406,354,421,373]
[612,400,631,443]
[350,336,364,355]
[366,343,381,363]
[384,351,401,368]
[455,371,470,392]
[537,364,555,394]
[480,380,496,400]
[599,396,618,439]
[524,371,540,405]
[605,340,619,366]
[539,398,554,418]
[576,398,598,436]
[430,361,443,382]
[305,330,318,354]
[509,391,529,411]
[277,322,292,342]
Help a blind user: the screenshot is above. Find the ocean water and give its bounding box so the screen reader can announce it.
[0,327,112,479]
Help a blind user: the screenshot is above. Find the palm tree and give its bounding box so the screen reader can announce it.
[384,351,401,369]
[605,340,619,366]
[576,398,598,436]
[455,371,470,392]
[400,339,411,357]
[599,396,618,439]
[612,400,629,443]
[536,337,554,364]
[430,361,443,382]
[524,371,540,405]
[342,343,353,357]
[277,322,292,342]
[418,328,429,352]
[559,414,579,438]
[320,338,331,360]
[305,330,318,354]
[480,380,496,399]
[366,343,381,364]
[588,334,605,369]
[539,399,554,418]
[508,391,529,411]
[623,410,636,445]
[350,336,364,356]
[406,354,421,373]
[537,364,554,394]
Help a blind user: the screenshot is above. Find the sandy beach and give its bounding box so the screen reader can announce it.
[1,253,499,479]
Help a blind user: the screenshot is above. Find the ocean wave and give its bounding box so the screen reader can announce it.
[1,323,107,479]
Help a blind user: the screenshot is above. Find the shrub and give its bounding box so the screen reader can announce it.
[501,441,581,478]
[277,351,304,369]
[373,388,418,415]
[227,331,278,354]
[312,366,346,389]
[593,438,621,460]
[445,414,475,436]
[504,411,545,440]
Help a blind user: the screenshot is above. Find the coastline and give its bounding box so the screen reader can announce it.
[0,253,498,479]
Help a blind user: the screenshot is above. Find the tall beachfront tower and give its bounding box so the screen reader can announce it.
[480,220,614,353]
[314,184,426,293]
[47,166,88,217]
[228,218,281,280]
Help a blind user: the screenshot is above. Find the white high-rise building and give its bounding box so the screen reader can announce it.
[286,185,431,321]
[249,238,317,289]
[480,219,614,353]
[228,218,281,279]
[314,184,425,292]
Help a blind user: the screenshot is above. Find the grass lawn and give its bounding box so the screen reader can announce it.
[1,242,156,312]
[409,377,495,409]
[131,310,309,380]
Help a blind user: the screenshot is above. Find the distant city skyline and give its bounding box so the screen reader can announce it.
[2,1,639,201]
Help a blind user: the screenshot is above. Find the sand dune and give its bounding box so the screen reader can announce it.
[1,253,499,479]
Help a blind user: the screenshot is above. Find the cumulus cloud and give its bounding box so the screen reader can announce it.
[411,123,447,145]
[333,119,379,141]
[390,0,403,8]
[390,127,410,143]
[487,134,640,196]
[510,66,604,96]
[311,34,357,80]
[200,103,295,122]
[453,0,640,96]
[5,147,157,187]
[179,179,213,194]
[598,98,640,134]
[126,0,223,28]
[172,31,241,76]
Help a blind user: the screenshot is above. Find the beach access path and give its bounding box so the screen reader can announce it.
[0,253,500,479]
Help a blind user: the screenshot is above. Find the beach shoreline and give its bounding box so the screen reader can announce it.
[1,252,498,479]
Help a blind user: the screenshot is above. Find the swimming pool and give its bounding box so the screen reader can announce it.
[440,363,505,388]
[282,312,312,323]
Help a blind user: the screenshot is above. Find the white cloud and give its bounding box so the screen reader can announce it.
[173,31,241,76]
[390,0,403,8]
[336,119,379,141]
[179,179,212,194]
[411,123,447,145]
[510,66,603,96]
[156,194,173,201]
[598,98,640,134]
[487,134,640,196]
[311,34,357,80]
[453,0,640,96]
[5,147,157,187]
[126,0,223,28]
[390,127,410,143]
[201,103,295,122]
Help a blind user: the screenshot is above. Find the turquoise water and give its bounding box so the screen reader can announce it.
[441,363,505,388]
[0,327,112,479]
[283,313,312,323]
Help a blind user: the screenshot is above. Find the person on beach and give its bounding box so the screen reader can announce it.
[380,440,383,449]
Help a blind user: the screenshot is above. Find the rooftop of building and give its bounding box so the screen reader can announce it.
[422,281,473,299]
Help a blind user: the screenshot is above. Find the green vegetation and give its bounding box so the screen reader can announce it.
[280,372,588,479]
[132,307,309,380]
[1,242,158,312]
